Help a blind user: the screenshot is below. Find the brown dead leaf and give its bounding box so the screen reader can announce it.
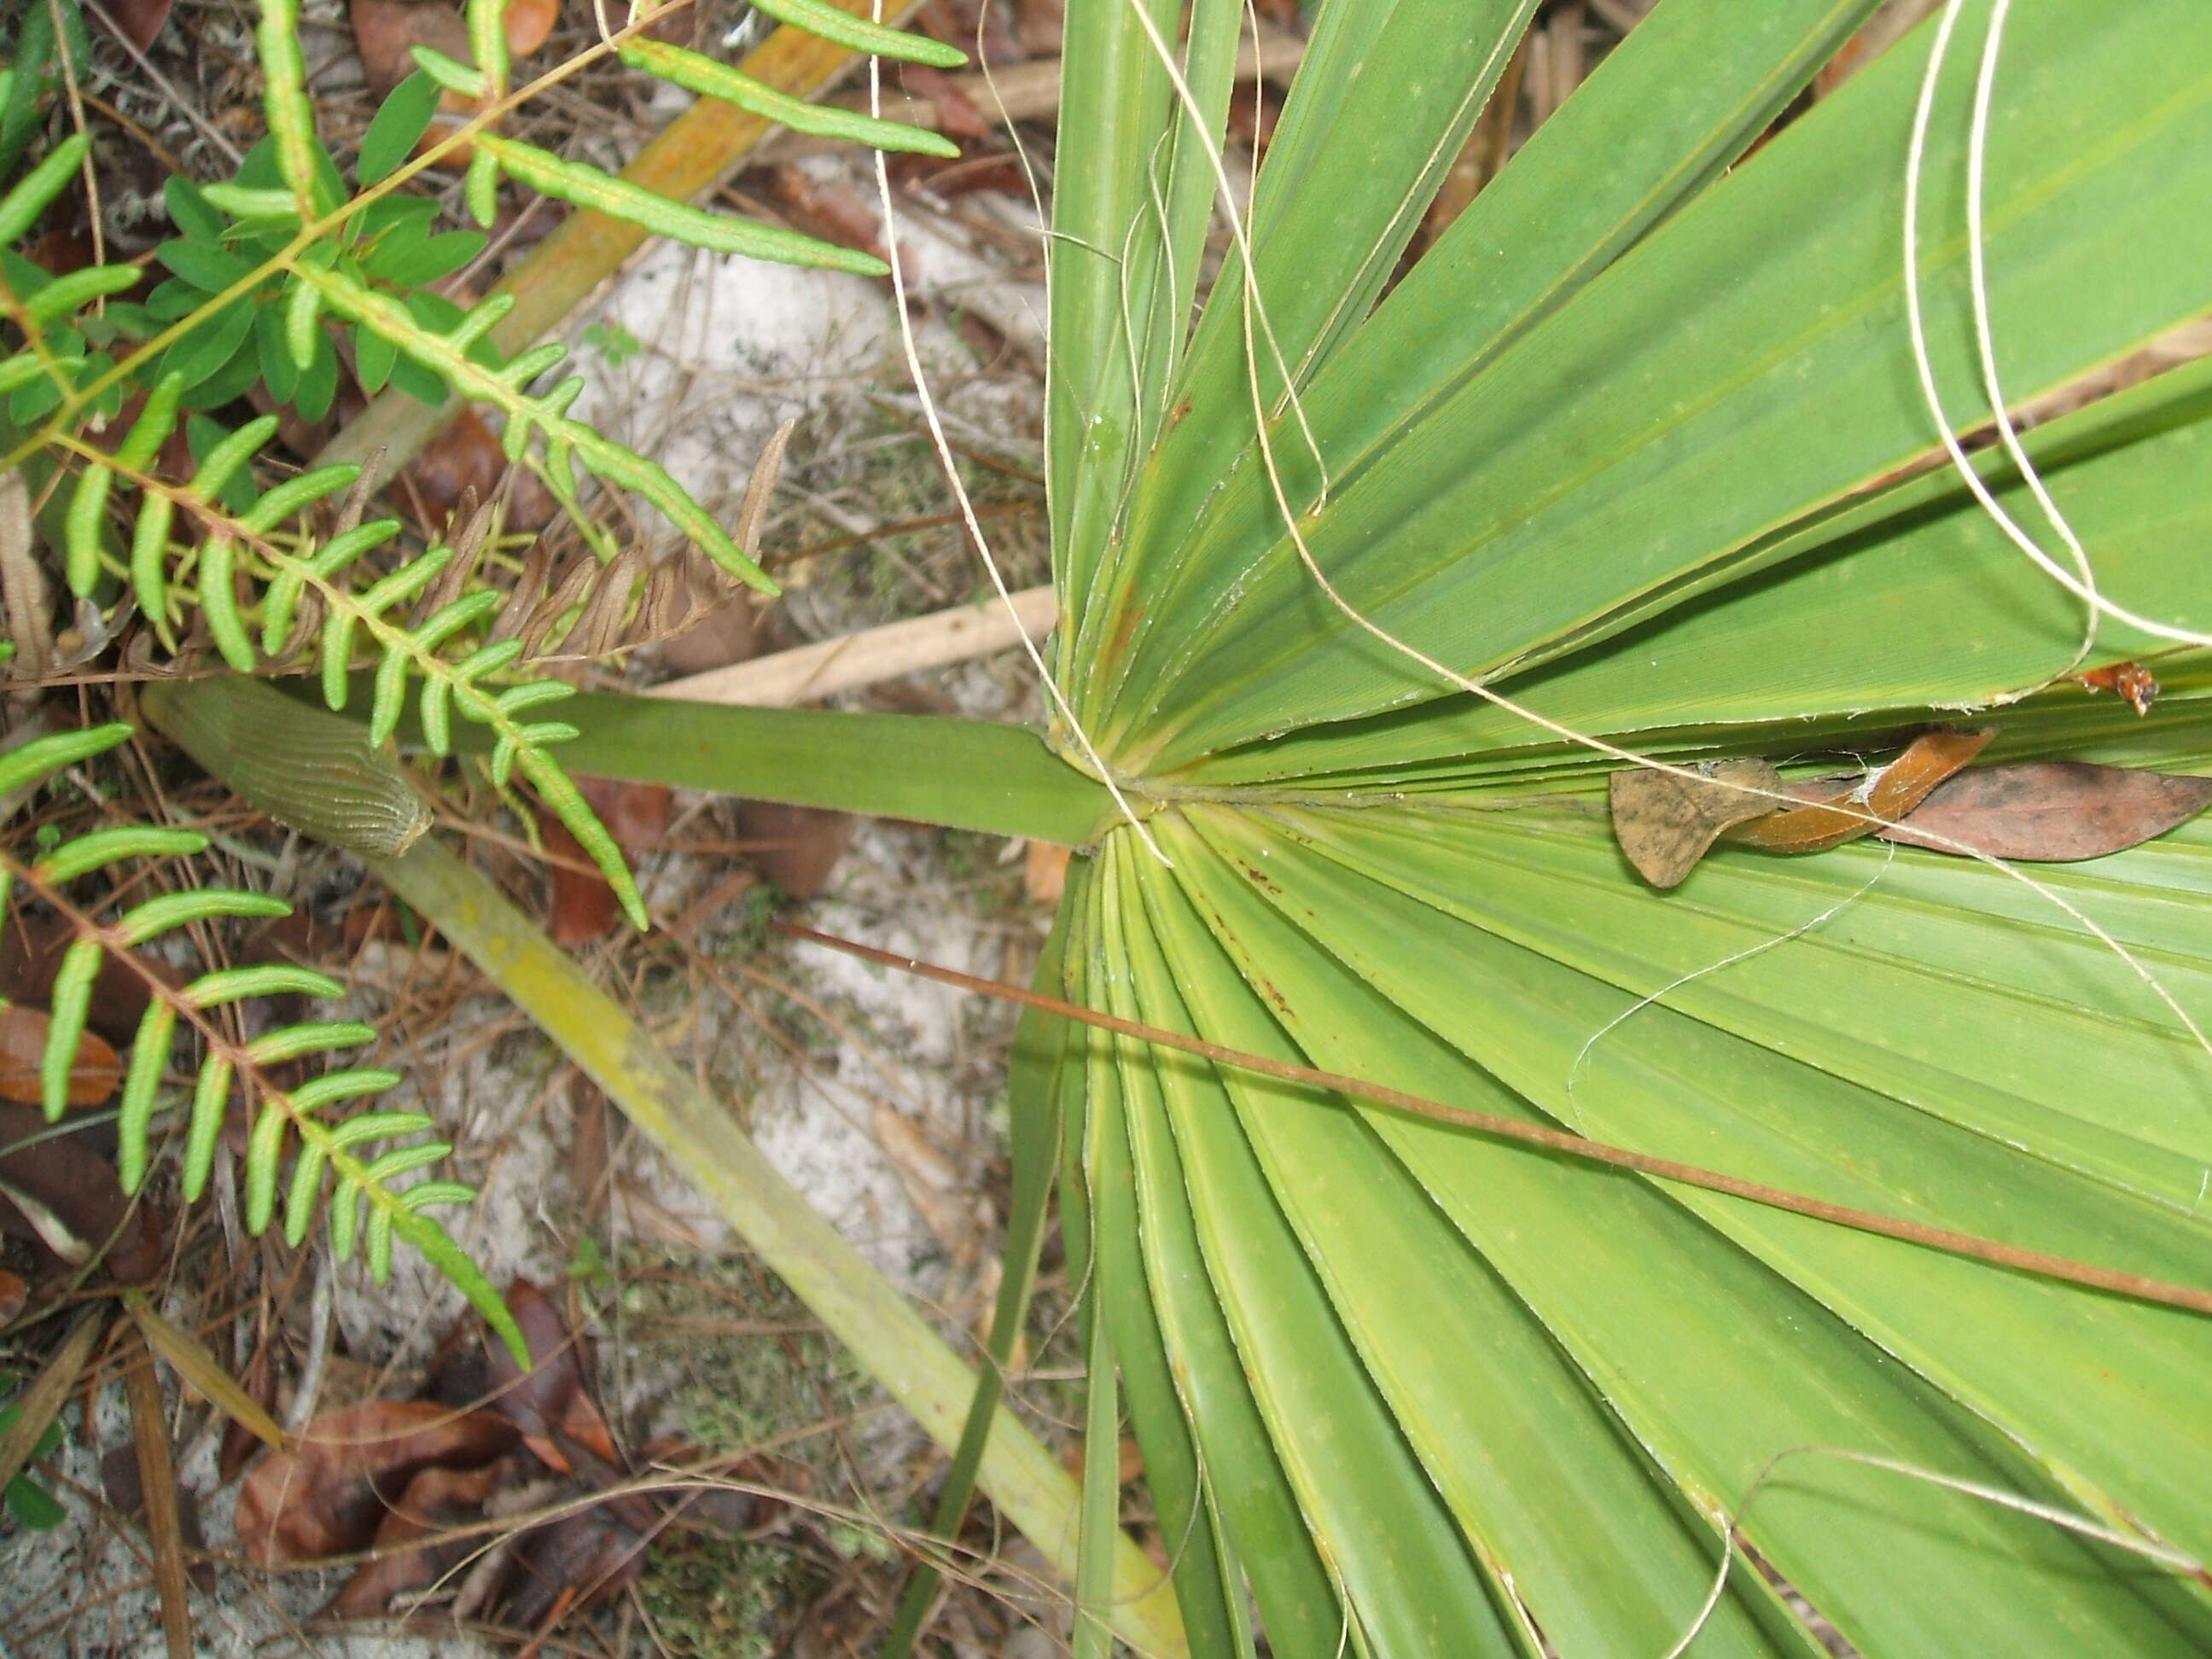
[1610,758,1783,889]
[350,0,537,163]
[542,816,621,947]
[500,1493,655,1634]
[482,1278,620,1473]
[2,912,178,1043]
[1024,839,1070,905]
[757,165,894,265]
[900,65,991,140]
[0,1100,161,1282]
[2073,660,2159,717]
[236,1400,519,1563]
[94,0,175,51]
[352,0,470,99]
[1724,727,1994,855]
[661,578,759,677]
[0,1004,119,1107]
[583,776,672,852]
[329,1459,509,1619]
[544,779,669,947]
[404,413,554,534]
[504,0,559,55]
[219,1342,278,1485]
[737,799,853,897]
[0,1267,24,1324]
[1877,763,2212,862]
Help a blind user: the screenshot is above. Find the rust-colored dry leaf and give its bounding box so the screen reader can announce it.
[0,1100,161,1281]
[483,1278,620,1473]
[2,912,177,1042]
[0,1267,25,1324]
[1877,763,2212,862]
[235,1400,519,1563]
[404,413,554,533]
[350,0,502,161]
[1609,758,1782,888]
[1724,727,1994,854]
[1025,839,1070,905]
[584,776,672,851]
[503,0,559,55]
[329,1459,509,1619]
[899,65,992,140]
[352,0,469,97]
[0,1004,120,1107]
[2074,660,2159,717]
[499,1493,655,1631]
[737,799,853,897]
[543,815,622,948]
[96,0,176,50]
[542,781,667,948]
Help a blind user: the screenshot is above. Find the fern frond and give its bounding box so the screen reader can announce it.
[0,725,526,1362]
[474,132,894,273]
[6,0,970,940]
[300,264,779,596]
[618,36,959,159]
[79,424,646,918]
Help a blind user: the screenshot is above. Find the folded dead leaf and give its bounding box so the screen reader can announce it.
[1722,727,1992,854]
[1609,758,1782,888]
[236,1399,519,1563]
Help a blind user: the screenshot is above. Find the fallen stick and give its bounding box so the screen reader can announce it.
[649,584,1057,707]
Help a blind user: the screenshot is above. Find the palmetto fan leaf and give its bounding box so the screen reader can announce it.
[1043,1,2212,1655]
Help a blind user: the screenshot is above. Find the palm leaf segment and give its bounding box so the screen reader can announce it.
[1045,2,2212,1654]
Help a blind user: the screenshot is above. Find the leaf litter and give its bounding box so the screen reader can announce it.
[1610,725,2212,885]
[234,1274,801,1640]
